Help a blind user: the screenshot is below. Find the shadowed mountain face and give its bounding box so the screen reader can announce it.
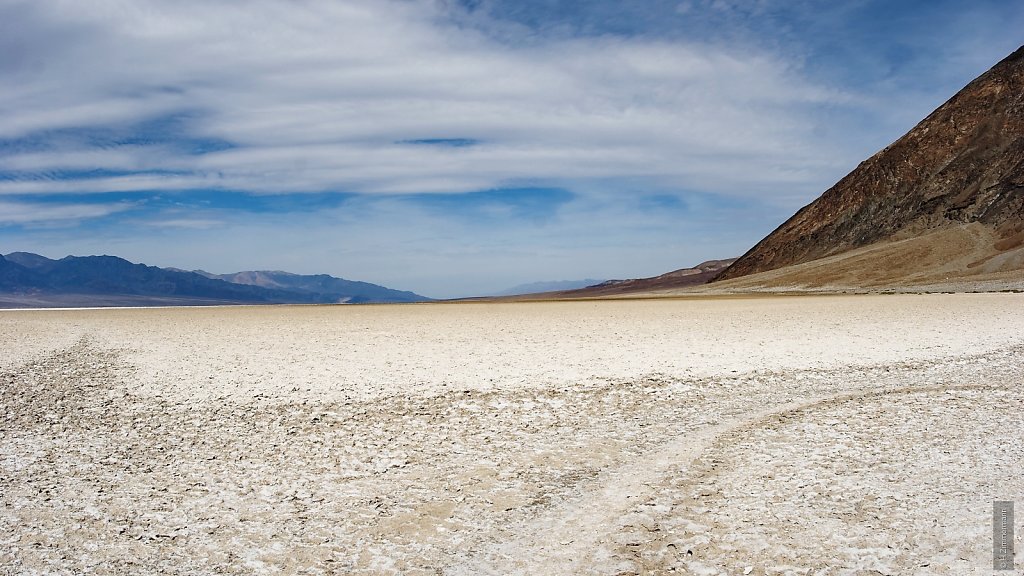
[716,45,1024,283]
[0,253,431,307]
[0,254,45,290]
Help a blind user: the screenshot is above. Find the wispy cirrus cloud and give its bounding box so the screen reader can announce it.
[0,199,134,226]
[147,218,225,230]
[0,0,859,204]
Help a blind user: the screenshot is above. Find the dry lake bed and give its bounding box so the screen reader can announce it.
[2,294,1023,575]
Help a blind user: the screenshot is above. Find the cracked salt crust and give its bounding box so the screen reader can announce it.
[1,294,1022,574]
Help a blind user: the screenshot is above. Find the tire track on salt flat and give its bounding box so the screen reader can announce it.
[450,381,998,575]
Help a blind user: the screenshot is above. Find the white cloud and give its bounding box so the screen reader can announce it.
[148,218,224,229]
[0,0,861,204]
[0,200,133,226]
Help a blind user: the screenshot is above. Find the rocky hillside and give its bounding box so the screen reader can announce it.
[716,45,1024,283]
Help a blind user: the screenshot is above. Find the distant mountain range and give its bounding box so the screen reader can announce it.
[492,278,607,296]
[0,252,430,308]
[493,259,736,299]
[557,259,736,297]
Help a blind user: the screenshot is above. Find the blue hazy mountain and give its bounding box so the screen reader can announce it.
[0,252,431,307]
[194,270,427,304]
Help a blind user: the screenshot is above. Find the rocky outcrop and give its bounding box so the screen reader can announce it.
[716,46,1024,282]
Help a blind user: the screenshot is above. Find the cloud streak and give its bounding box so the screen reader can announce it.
[0,199,133,226]
[0,0,860,203]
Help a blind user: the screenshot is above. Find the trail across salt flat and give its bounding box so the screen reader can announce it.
[1,294,1022,574]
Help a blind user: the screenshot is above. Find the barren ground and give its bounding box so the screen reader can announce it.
[2,294,1023,575]
[699,223,1024,295]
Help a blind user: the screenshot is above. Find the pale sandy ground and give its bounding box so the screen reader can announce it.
[1,294,1023,575]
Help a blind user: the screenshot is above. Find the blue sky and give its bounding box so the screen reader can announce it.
[0,0,1021,297]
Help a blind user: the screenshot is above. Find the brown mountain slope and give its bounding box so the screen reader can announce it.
[500,259,735,300]
[716,45,1024,284]
[707,223,1024,293]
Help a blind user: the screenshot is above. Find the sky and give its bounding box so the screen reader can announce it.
[0,0,1021,298]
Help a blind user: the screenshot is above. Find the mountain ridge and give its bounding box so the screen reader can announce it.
[492,279,608,296]
[0,252,431,307]
[496,259,736,299]
[195,269,425,303]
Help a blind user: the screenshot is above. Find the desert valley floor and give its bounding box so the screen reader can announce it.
[2,294,1023,575]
